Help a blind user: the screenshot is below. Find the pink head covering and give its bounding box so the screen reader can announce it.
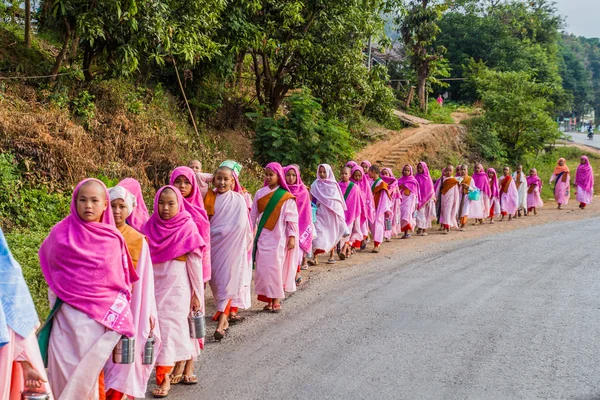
[415,162,435,208]
[576,156,594,192]
[346,161,358,168]
[264,162,290,191]
[472,163,491,197]
[487,168,500,198]
[397,165,420,200]
[526,168,542,189]
[117,178,149,231]
[170,166,211,280]
[39,179,138,336]
[350,165,375,223]
[380,167,398,193]
[284,165,313,253]
[311,164,347,219]
[142,186,203,264]
[361,160,372,170]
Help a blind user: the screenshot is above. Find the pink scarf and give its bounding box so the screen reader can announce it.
[487,168,500,198]
[415,162,435,209]
[526,171,542,189]
[142,186,203,264]
[346,161,358,168]
[351,165,375,223]
[264,162,291,191]
[284,165,313,253]
[118,178,149,231]
[576,156,594,192]
[472,164,491,197]
[39,179,138,336]
[311,164,347,219]
[380,167,399,198]
[339,180,362,225]
[397,165,420,200]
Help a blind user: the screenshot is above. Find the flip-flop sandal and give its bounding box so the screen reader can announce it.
[300,264,309,270]
[307,259,318,266]
[339,252,346,260]
[263,304,273,312]
[228,315,245,324]
[169,374,183,385]
[182,375,198,385]
[271,304,282,313]
[326,259,336,264]
[153,388,169,398]
[295,276,303,285]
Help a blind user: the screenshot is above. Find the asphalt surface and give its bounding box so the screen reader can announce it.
[160,217,600,400]
[566,130,600,149]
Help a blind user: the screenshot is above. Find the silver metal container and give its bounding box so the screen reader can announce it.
[142,336,156,365]
[112,335,135,364]
[385,218,392,231]
[21,392,50,400]
[188,310,206,339]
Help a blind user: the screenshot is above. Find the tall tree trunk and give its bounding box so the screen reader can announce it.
[233,51,245,89]
[49,18,71,83]
[24,0,31,48]
[69,33,80,65]
[417,66,428,112]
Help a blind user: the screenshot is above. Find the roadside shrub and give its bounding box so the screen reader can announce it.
[252,90,354,175]
[464,117,507,163]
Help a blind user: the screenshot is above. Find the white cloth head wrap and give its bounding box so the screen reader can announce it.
[108,186,137,213]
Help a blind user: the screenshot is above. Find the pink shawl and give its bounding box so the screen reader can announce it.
[349,165,369,225]
[284,165,313,253]
[170,166,211,279]
[380,167,399,196]
[487,168,500,198]
[415,162,435,209]
[346,161,358,168]
[311,164,346,219]
[397,165,420,199]
[339,180,361,225]
[117,178,149,231]
[472,164,491,197]
[526,171,542,189]
[142,186,203,264]
[264,162,291,191]
[39,179,138,336]
[351,165,375,223]
[576,156,594,192]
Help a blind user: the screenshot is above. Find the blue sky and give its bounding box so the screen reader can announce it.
[555,0,600,38]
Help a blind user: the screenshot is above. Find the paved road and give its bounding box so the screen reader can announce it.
[161,218,600,400]
[566,130,600,149]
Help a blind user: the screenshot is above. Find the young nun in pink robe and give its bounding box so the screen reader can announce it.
[338,166,363,259]
[368,164,392,252]
[456,165,476,230]
[204,166,253,341]
[499,166,519,221]
[189,159,214,197]
[250,162,299,313]
[415,162,436,235]
[526,168,544,215]
[350,165,374,247]
[142,186,205,395]
[361,160,374,187]
[397,164,420,239]
[117,177,149,231]
[39,179,138,400]
[512,165,528,217]
[0,228,53,400]
[487,168,501,223]
[380,167,401,240]
[575,155,594,209]
[284,165,314,273]
[470,164,491,224]
[435,165,460,234]
[550,158,571,209]
[104,186,161,400]
[311,164,348,264]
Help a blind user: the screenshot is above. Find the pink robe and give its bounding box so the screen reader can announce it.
[251,186,299,300]
[209,191,253,312]
[458,178,476,221]
[550,173,570,205]
[576,186,593,204]
[104,240,161,399]
[436,178,460,228]
[0,327,53,400]
[48,297,121,400]
[416,198,436,229]
[153,253,203,366]
[195,172,214,197]
[385,188,402,239]
[499,176,519,215]
[400,191,417,231]
[312,200,347,252]
[527,185,544,209]
[370,180,392,243]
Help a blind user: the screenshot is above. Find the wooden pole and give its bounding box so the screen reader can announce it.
[172,58,201,140]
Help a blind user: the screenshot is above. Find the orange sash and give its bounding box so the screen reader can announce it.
[257,189,295,231]
[118,225,145,269]
[501,176,512,193]
[441,178,459,195]
[461,175,472,194]
[515,172,522,188]
[204,190,217,218]
[373,181,390,209]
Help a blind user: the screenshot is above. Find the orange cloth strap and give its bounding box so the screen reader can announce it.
[256,190,295,231]
[501,176,512,193]
[461,175,472,194]
[174,254,188,262]
[442,178,459,195]
[204,190,217,218]
[118,225,145,269]
[99,371,106,400]
[373,181,390,209]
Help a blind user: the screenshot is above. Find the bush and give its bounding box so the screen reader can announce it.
[465,117,507,163]
[364,65,402,130]
[252,90,354,176]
